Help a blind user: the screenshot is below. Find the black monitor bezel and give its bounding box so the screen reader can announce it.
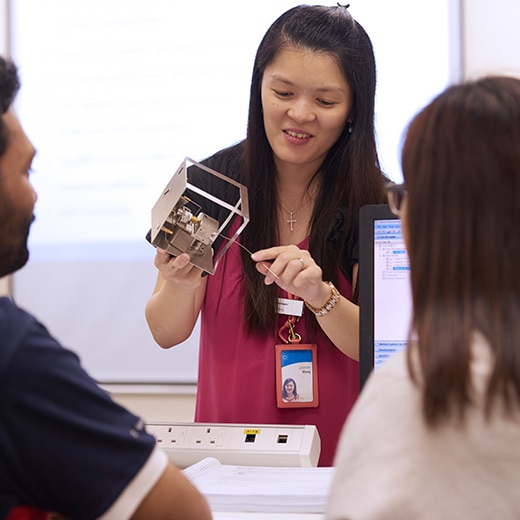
[358,204,400,391]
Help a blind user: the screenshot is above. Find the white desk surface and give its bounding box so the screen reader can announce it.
[213,513,324,519]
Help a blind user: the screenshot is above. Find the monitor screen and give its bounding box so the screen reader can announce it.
[359,204,412,390]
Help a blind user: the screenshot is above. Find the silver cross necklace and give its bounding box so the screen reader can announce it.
[278,197,310,232]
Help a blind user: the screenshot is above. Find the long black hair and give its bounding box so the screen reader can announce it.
[241,5,385,334]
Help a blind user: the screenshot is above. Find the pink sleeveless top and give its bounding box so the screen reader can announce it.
[195,225,359,466]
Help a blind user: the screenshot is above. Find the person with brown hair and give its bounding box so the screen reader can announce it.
[327,75,520,519]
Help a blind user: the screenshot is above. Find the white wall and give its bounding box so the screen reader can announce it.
[115,0,520,423]
[1,0,520,423]
[104,385,197,423]
[462,0,520,78]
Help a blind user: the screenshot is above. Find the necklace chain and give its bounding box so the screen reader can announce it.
[278,197,310,232]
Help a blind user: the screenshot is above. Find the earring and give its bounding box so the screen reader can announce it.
[347,121,353,134]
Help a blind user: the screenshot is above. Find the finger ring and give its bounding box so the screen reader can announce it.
[298,258,305,268]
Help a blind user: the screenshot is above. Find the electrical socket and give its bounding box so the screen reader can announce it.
[146,421,321,468]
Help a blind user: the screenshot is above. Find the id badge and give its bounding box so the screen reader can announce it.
[275,343,319,408]
[277,297,304,317]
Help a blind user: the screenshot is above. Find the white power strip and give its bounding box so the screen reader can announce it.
[146,421,321,468]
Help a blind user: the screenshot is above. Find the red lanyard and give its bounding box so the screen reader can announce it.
[278,292,302,344]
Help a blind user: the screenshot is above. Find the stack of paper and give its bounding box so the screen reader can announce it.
[183,457,334,514]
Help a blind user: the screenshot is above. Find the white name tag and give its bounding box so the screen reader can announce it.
[277,298,304,317]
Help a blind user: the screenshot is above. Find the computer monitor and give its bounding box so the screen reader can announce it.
[358,204,412,390]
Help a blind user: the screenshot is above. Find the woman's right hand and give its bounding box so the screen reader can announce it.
[147,249,208,348]
[154,249,204,291]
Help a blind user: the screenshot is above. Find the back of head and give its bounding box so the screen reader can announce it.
[401,75,520,424]
[403,76,520,321]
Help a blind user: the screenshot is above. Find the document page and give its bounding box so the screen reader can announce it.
[183,457,334,513]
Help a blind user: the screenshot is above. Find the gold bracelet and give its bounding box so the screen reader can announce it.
[304,282,340,317]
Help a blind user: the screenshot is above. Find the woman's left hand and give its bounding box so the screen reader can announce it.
[251,245,331,306]
[252,245,359,360]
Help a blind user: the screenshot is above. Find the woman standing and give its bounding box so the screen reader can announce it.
[146,5,386,466]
